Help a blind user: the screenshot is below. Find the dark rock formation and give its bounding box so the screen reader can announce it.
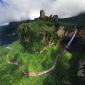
[40,10,45,18]
[53,15,58,22]
[77,58,85,80]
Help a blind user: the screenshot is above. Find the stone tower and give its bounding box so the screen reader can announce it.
[40,10,45,18]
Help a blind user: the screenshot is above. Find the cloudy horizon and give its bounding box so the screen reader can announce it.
[0,0,85,26]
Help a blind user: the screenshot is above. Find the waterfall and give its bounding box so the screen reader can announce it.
[66,29,78,49]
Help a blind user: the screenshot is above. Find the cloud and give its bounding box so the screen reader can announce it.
[0,0,85,25]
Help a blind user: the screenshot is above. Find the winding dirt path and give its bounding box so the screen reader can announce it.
[23,50,66,77]
[7,29,78,77]
[23,29,78,77]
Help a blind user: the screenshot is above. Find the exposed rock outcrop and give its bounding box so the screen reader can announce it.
[57,25,65,38]
[53,15,58,22]
[40,10,45,18]
[77,58,85,80]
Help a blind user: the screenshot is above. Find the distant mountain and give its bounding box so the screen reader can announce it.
[59,13,85,25]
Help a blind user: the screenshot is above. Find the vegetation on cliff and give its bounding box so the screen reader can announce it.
[0,13,85,85]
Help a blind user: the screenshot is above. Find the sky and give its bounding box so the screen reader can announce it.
[0,0,85,25]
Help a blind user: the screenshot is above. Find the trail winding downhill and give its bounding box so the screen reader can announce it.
[22,29,78,77]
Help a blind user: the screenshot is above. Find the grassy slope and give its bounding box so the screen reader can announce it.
[0,41,72,85]
[0,15,84,85]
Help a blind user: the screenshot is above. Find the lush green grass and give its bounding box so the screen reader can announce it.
[0,14,85,85]
[0,41,73,85]
[1,15,85,85]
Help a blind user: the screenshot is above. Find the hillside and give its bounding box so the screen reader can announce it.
[59,13,85,25]
[0,14,85,85]
[0,18,72,85]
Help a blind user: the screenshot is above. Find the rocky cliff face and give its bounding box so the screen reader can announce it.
[77,58,85,81]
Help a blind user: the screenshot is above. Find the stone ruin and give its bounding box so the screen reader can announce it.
[40,10,45,18]
[40,10,58,21]
[53,15,58,22]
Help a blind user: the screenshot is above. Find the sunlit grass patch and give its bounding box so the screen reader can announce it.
[0,41,73,85]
